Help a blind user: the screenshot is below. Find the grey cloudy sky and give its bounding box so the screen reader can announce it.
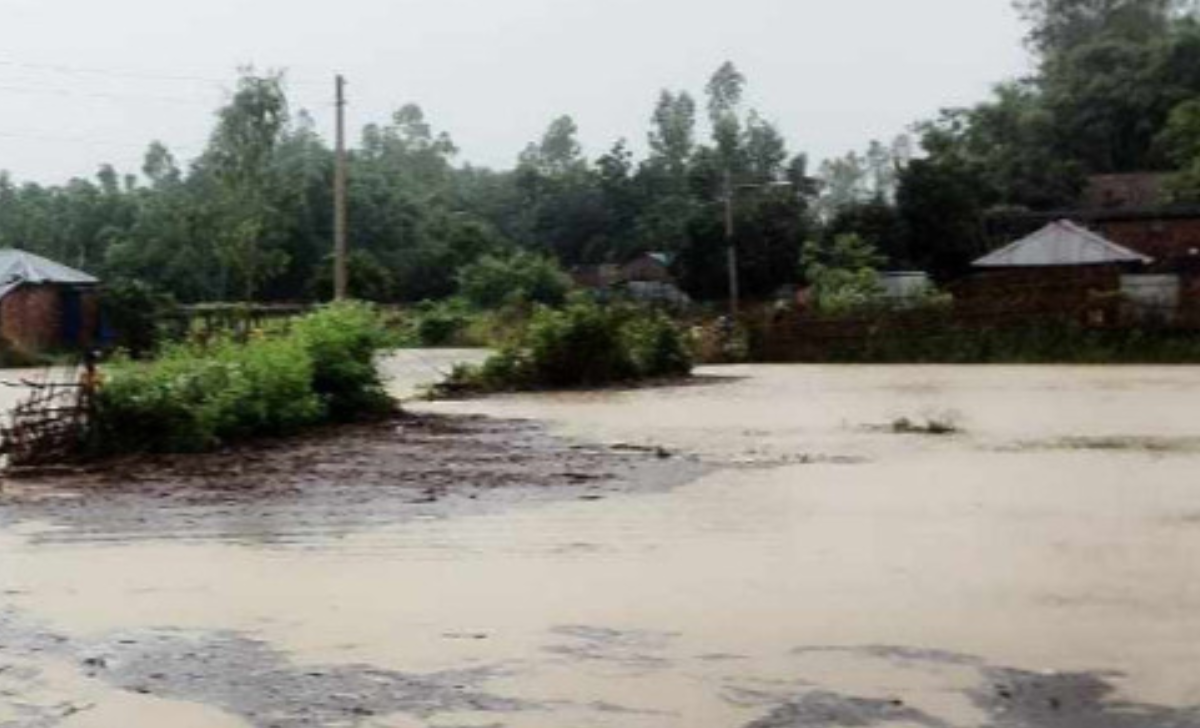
[0,0,1031,183]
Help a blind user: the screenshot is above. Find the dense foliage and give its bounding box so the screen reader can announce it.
[800,234,887,314]
[0,64,812,308]
[817,0,1200,279]
[435,300,693,393]
[4,3,1199,310]
[457,252,572,309]
[91,302,393,454]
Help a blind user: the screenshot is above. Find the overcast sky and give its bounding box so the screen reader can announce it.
[0,0,1031,184]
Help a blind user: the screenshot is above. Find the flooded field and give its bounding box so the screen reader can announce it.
[2,358,1199,727]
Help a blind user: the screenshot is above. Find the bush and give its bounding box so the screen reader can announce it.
[433,300,693,394]
[102,279,180,356]
[398,298,535,349]
[623,311,694,378]
[801,234,886,315]
[91,302,394,455]
[405,299,475,347]
[289,301,396,420]
[457,252,572,309]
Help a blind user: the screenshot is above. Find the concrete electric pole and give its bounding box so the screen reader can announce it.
[724,170,738,319]
[724,174,796,319]
[333,74,349,301]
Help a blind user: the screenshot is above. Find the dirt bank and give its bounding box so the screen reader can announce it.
[0,413,706,545]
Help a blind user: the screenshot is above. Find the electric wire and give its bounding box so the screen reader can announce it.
[0,57,328,88]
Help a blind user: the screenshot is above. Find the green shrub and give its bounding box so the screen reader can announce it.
[801,234,885,314]
[102,279,180,357]
[203,335,323,438]
[432,300,693,394]
[523,302,636,386]
[407,299,474,347]
[623,311,694,378]
[91,302,394,455]
[399,299,537,350]
[290,302,396,420]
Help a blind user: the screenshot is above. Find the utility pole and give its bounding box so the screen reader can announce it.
[724,169,739,319]
[722,175,795,319]
[333,74,349,301]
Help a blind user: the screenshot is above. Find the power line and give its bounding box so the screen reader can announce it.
[0,130,203,155]
[0,57,327,88]
[0,83,217,106]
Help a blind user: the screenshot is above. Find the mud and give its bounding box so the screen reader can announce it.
[0,413,706,545]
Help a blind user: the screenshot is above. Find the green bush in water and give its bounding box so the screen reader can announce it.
[434,300,693,394]
[407,299,474,347]
[91,302,394,455]
[623,311,694,379]
[288,301,396,420]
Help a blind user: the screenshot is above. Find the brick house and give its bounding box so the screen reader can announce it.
[0,250,100,354]
[987,174,1200,267]
[980,175,1200,325]
[572,252,690,306]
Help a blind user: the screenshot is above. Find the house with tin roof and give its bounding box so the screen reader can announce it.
[0,249,100,354]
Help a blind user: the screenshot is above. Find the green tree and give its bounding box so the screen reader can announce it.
[706,61,747,170]
[648,91,697,182]
[1016,0,1186,58]
[800,233,886,314]
[201,71,291,300]
[457,252,572,308]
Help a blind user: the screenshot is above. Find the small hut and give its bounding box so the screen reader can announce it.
[973,219,1151,269]
[0,250,100,354]
[960,220,1154,325]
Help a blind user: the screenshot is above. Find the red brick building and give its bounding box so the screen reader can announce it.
[987,174,1200,268]
[0,250,100,354]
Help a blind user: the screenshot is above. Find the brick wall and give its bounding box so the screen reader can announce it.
[1098,218,1200,263]
[620,256,673,284]
[0,285,100,354]
[1,285,64,354]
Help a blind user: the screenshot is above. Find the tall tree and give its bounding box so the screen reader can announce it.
[1015,0,1186,58]
[706,61,747,170]
[202,71,291,300]
[648,91,697,181]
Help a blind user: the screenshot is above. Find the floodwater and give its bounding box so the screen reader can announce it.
[2,358,1200,727]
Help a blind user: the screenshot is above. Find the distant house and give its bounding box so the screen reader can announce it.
[966,219,1189,325]
[987,173,1200,268]
[0,250,100,354]
[572,252,691,306]
[974,220,1151,269]
[620,252,674,284]
[978,175,1200,325]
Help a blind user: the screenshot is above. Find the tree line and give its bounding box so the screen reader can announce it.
[2,0,1199,306]
[0,61,814,305]
[825,0,1200,278]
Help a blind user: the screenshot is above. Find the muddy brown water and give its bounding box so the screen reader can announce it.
[1,356,1199,727]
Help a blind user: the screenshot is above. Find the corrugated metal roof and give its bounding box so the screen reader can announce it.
[0,249,98,299]
[973,220,1152,268]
